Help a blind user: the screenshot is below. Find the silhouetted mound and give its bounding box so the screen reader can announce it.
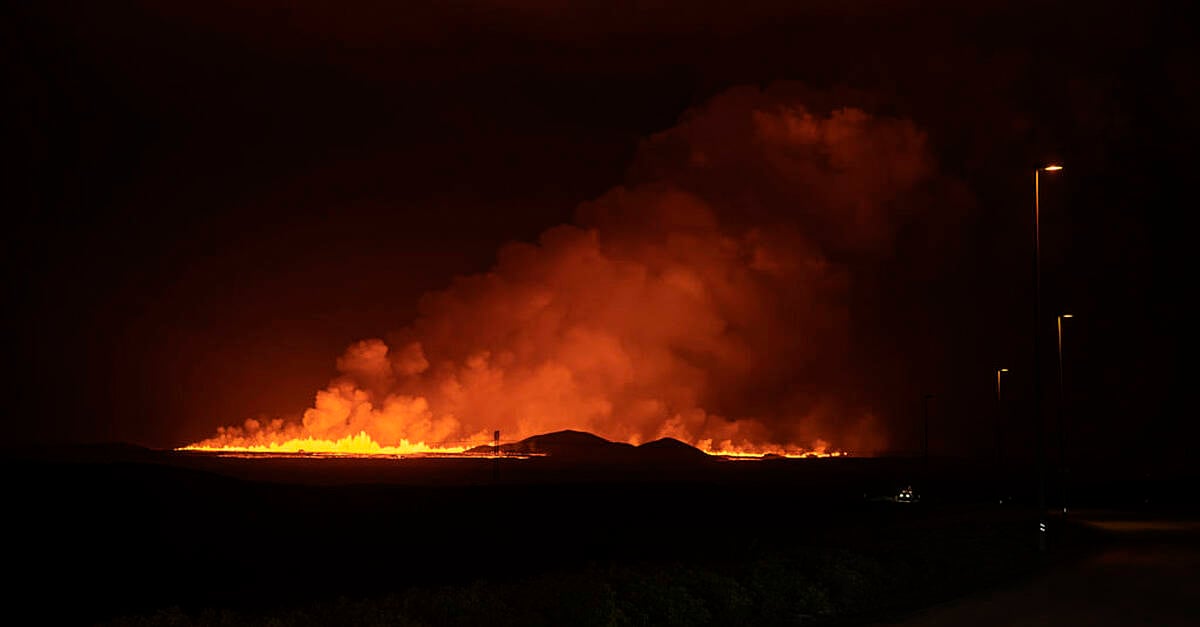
[636,437,711,461]
[467,429,635,458]
[464,430,714,463]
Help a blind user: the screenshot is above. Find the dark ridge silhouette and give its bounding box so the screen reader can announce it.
[636,437,712,461]
[466,429,636,458]
[463,430,714,463]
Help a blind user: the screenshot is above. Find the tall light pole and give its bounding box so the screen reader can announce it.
[1057,314,1073,516]
[1033,164,1062,551]
[995,367,1009,463]
[995,368,1010,504]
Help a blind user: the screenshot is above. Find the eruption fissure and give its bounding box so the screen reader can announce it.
[186,84,949,459]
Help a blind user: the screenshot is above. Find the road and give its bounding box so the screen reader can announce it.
[876,511,1200,626]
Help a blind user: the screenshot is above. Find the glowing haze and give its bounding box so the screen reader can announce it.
[187,84,950,457]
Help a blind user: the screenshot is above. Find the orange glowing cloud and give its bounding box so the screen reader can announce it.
[189,84,951,456]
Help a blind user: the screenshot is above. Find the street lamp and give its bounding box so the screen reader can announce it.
[995,368,1010,501]
[1033,164,1062,551]
[1057,314,1073,516]
[995,367,1009,459]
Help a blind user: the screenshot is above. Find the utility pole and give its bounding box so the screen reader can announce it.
[492,429,500,483]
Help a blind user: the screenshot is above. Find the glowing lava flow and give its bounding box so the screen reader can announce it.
[696,439,845,459]
[179,431,844,458]
[178,431,467,456]
[704,449,845,459]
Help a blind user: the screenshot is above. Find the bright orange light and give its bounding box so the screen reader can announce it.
[1061,314,1073,318]
[999,368,1009,372]
[179,431,845,459]
[1042,165,1063,171]
[179,431,467,456]
[696,438,845,459]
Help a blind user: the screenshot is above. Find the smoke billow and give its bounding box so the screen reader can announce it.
[195,83,955,454]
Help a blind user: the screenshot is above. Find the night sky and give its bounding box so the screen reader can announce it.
[7,2,1194,468]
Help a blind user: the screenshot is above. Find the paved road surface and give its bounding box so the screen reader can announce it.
[876,511,1200,626]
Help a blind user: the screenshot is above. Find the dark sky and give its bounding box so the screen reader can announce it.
[6,1,1195,468]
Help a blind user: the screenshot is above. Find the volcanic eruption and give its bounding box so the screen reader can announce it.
[186,83,959,458]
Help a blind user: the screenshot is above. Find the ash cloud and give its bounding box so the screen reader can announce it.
[199,83,963,454]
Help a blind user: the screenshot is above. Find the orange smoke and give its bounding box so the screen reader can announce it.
[187,84,946,457]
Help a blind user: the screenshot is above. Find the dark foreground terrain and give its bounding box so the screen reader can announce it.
[877,513,1200,626]
[6,445,1196,625]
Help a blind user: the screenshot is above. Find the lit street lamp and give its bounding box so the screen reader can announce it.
[995,368,1010,503]
[1057,314,1073,516]
[995,367,1009,461]
[1033,164,1062,551]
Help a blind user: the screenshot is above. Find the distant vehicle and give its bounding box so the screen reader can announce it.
[894,485,920,503]
[863,484,922,504]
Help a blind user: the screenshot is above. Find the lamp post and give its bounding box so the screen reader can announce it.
[1057,314,1073,516]
[1033,164,1062,551]
[995,368,1010,504]
[995,367,1009,462]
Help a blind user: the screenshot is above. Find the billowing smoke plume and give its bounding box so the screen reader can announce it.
[196,84,955,454]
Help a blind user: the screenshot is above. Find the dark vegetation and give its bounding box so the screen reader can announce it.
[100,516,1047,627]
[5,441,1189,626]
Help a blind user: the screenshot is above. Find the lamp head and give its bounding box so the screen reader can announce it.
[1041,165,1063,172]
